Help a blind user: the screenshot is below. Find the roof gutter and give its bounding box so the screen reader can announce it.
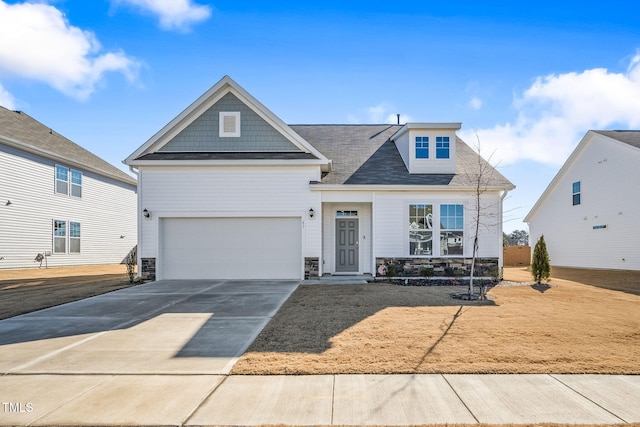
[309,183,513,192]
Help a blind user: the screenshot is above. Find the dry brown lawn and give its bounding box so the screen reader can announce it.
[0,264,138,319]
[233,268,640,375]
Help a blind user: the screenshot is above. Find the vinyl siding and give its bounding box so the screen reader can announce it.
[0,144,137,269]
[528,134,640,270]
[138,165,322,260]
[373,190,502,259]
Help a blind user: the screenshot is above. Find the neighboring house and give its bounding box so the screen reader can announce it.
[525,130,640,272]
[124,76,514,281]
[0,107,137,269]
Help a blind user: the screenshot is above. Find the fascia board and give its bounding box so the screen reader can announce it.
[309,184,509,192]
[1,135,136,186]
[126,159,329,167]
[524,131,593,223]
[390,123,462,142]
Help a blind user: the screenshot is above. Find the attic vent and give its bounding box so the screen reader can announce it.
[219,112,240,137]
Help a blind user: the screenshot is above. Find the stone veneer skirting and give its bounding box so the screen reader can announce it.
[141,258,156,281]
[304,257,319,279]
[376,257,499,278]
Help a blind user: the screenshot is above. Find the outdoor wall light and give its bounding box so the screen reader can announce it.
[143,209,150,218]
[309,208,315,219]
[5,200,11,206]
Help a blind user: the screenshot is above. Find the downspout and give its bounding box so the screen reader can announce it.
[128,165,143,279]
[498,189,510,274]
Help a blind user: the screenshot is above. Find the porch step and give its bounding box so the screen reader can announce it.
[301,274,373,285]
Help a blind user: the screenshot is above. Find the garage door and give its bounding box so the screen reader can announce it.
[160,217,302,280]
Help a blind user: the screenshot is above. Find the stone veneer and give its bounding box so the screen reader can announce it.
[141,258,156,281]
[304,257,319,279]
[376,257,499,278]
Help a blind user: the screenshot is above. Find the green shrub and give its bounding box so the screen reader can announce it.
[531,235,551,284]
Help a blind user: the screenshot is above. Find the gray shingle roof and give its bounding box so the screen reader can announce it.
[0,106,136,185]
[290,124,514,188]
[592,130,640,149]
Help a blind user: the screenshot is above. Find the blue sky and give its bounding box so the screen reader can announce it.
[1,0,640,233]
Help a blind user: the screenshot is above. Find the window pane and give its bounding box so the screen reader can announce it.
[56,166,68,181]
[70,238,80,253]
[70,222,80,237]
[54,220,66,236]
[573,181,580,193]
[71,184,82,197]
[56,180,68,195]
[54,237,66,253]
[573,194,581,205]
[410,230,432,255]
[440,231,463,256]
[71,170,82,185]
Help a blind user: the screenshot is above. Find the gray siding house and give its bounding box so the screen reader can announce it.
[0,107,137,269]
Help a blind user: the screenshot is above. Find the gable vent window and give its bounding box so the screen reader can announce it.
[219,112,241,137]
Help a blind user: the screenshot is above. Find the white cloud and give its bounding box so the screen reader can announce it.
[0,83,16,109]
[348,103,413,124]
[469,97,482,111]
[112,0,211,32]
[461,53,640,166]
[0,1,140,100]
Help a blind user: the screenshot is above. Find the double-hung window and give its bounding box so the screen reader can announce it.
[436,136,450,159]
[69,222,81,253]
[415,136,429,159]
[440,204,464,255]
[55,165,82,197]
[572,181,581,205]
[55,165,69,195]
[409,204,433,255]
[71,170,82,197]
[53,220,67,253]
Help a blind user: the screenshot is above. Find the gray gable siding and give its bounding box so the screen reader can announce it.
[160,93,301,152]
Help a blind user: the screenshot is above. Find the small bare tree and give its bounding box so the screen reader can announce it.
[467,134,504,300]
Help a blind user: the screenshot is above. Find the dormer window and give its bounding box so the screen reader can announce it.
[436,136,450,159]
[219,112,240,137]
[415,136,429,159]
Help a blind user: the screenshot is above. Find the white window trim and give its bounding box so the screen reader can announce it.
[407,202,465,258]
[53,219,67,254]
[55,165,82,198]
[69,221,81,253]
[70,169,83,198]
[219,112,241,137]
[55,164,69,196]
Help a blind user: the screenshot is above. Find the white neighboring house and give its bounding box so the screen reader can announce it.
[525,130,640,271]
[0,107,137,269]
[124,76,514,281]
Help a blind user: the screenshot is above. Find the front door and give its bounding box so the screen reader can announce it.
[336,218,359,272]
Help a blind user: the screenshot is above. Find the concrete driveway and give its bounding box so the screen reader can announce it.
[0,279,299,375]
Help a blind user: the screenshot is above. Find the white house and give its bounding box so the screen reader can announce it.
[0,107,137,269]
[124,76,514,281]
[525,130,640,272]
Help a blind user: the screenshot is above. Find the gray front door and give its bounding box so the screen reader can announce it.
[336,218,359,272]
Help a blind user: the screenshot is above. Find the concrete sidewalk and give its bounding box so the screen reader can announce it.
[1,373,639,426]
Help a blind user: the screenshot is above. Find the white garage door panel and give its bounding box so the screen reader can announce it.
[160,217,301,280]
